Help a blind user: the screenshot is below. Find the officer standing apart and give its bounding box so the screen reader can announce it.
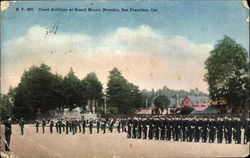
[19,117,25,135]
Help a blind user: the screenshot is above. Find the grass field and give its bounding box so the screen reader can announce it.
[2,125,249,158]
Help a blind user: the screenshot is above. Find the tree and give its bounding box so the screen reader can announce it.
[63,68,87,111]
[82,72,103,113]
[154,94,170,114]
[106,68,142,114]
[204,36,249,112]
[13,64,62,119]
[0,87,15,119]
[179,106,194,115]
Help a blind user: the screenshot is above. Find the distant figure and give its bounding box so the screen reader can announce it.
[4,116,12,151]
[89,118,93,134]
[49,119,54,134]
[35,120,40,133]
[19,117,25,135]
[42,118,46,133]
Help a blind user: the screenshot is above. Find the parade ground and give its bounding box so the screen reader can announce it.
[3,125,248,158]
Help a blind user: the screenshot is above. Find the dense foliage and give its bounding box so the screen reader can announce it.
[204,36,249,112]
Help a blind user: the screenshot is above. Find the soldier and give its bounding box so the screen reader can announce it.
[109,118,114,133]
[74,119,78,133]
[96,118,100,133]
[225,117,233,143]
[4,116,12,151]
[82,117,86,134]
[234,117,242,144]
[186,117,193,142]
[142,117,148,139]
[101,118,107,134]
[166,117,171,141]
[201,117,208,143]
[181,117,187,141]
[194,117,202,142]
[62,119,66,132]
[55,120,59,133]
[137,117,142,139]
[216,117,224,143]
[78,118,82,133]
[72,118,76,135]
[65,118,69,134]
[49,119,54,134]
[132,117,138,138]
[243,117,250,144]
[208,117,216,143]
[159,117,165,140]
[154,117,160,140]
[89,118,93,134]
[121,118,126,132]
[127,117,133,138]
[58,119,62,134]
[42,118,46,133]
[148,117,154,140]
[19,117,25,135]
[69,118,73,133]
[35,120,40,133]
[116,118,121,133]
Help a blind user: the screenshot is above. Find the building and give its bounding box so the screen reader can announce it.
[179,96,210,111]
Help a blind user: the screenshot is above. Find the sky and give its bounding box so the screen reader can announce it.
[1,0,249,94]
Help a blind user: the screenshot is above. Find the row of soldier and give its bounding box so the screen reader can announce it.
[125,116,250,144]
[22,115,250,145]
[34,117,119,135]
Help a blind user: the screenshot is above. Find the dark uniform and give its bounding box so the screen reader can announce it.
[65,119,69,134]
[208,118,216,143]
[127,118,133,138]
[58,119,62,134]
[243,118,250,144]
[137,118,142,139]
[96,119,100,133]
[82,119,86,134]
[148,118,154,140]
[234,118,242,144]
[166,118,171,140]
[19,119,25,135]
[42,119,46,133]
[225,118,233,143]
[132,118,138,138]
[109,119,114,133]
[78,120,82,133]
[160,118,166,140]
[142,118,148,139]
[154,119,160,140]
[89,119,93,134]
[216,118,224,143]
[4,118,12,151]
[181,118,187,141]
[194,118,202,142]
[201,118,208,142]
[35,120,40,133]
[49,120,54,134]
[55,120,59,133]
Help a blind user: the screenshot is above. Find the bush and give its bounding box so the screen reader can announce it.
[179,106,194,115]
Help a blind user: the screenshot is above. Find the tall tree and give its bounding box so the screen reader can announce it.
[204,36,249,112]
[106,68,142,114]
[154,94,170,114]
[82,72,103,113]
[13,64,61,119]
[63,68,87,111]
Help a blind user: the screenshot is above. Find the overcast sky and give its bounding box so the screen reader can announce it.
[1,1,249,94]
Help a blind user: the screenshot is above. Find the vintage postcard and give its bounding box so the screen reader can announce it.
[0,0,249,158]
